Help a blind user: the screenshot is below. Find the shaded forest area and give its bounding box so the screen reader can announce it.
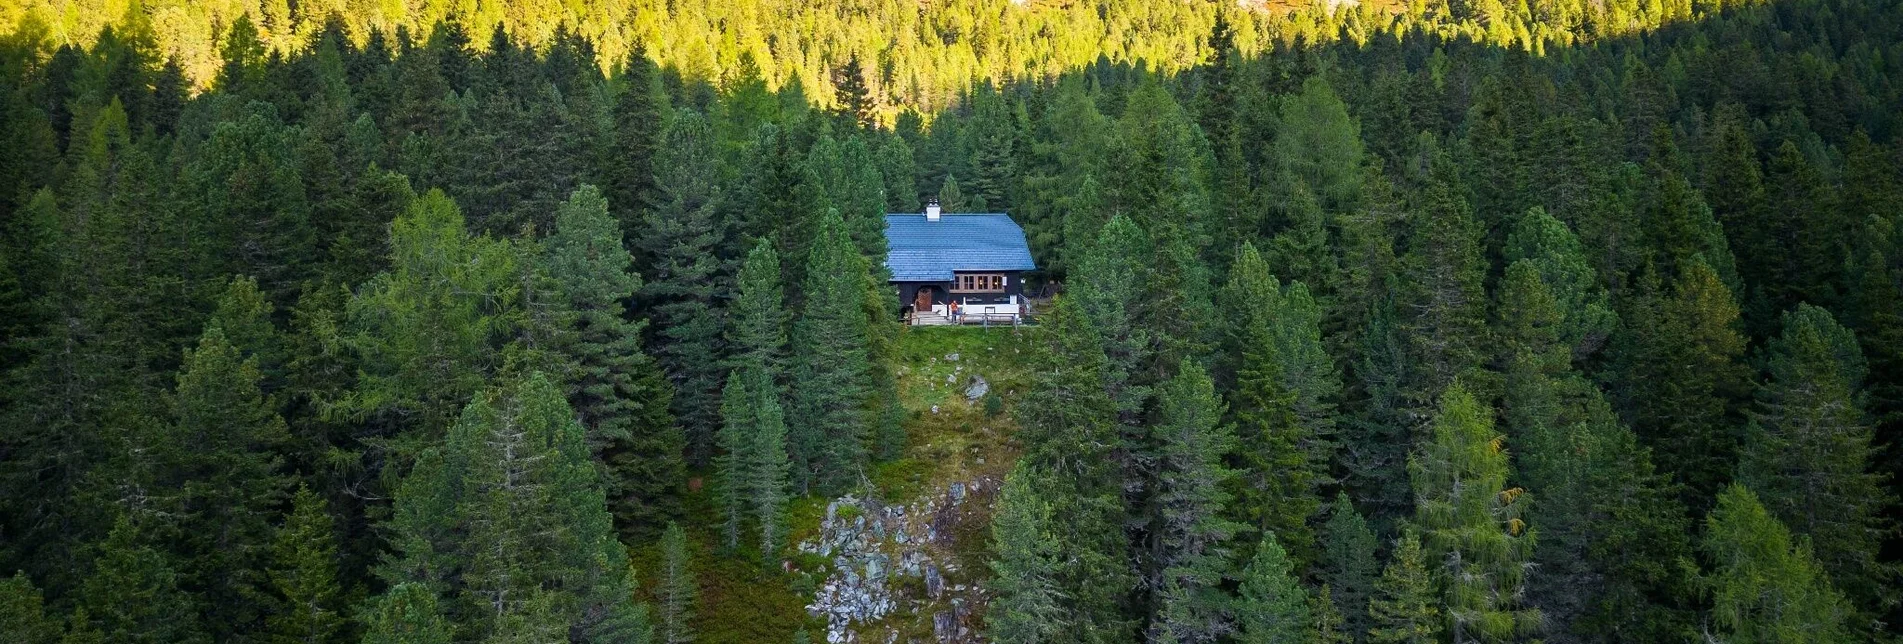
[4,0,1903,641]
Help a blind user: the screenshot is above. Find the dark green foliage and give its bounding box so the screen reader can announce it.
[1737,305,1896,612]
[1609,256,1749,509]
[1233,534,1311,644]
[266,486,346,644]
[1320,493,1377,642]
[544,184,683,538]
[638,110,727,466]
[76,517,206,644]
[0,573,65,644]
[726,239,788,377]
[1008,297,1134,642]
[1399,160,1489,410]
[787,210,875,494]
[716,362,790,561]
[361,584,452,644]
[377,372,644,641]
[1145,361,1240,642]
[987,462,1066,643]
[657,522,696,644]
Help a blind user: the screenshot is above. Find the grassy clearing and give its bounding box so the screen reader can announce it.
[641,325,1033,643]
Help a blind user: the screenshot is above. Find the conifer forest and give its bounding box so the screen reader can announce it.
[6,0,1903,641]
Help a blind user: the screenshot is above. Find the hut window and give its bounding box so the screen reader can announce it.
[953,274,1006,293]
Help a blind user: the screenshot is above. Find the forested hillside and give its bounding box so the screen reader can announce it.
[3,0,1903,641]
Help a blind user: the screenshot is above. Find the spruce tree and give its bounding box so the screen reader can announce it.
[1503,207,1615,361]
[155,324,293,639]
[544,184,683,538]
[77,517,206,644]
[726,239,787,377]
[1366,530,1440,644]
[1410,383,1539,642]
[1072,214,1152,425]
[1008,296,1134,642]
[602,53,667,237]
[1220,244,1331,565]
[787,210,874,494]
[1737,304,1895,610]
[360,584,451,644]
[1700,485,1849,642]
[715,362,790,561]
[1233,534,1311,644]
[0,573,65,644]
[265,486,345,644]
[987,463,1065,643]
[1321,492,1378,642]
[1610,256,1748,509]
[378,372,644,641]
[657,522,697,644]
[1146,361,1241,643]
[1399,159,1489,412]
[638,110,727,466]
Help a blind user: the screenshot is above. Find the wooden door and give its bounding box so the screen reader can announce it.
[914,286,934,311]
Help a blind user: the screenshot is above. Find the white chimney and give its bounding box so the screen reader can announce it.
[925,198,941,222]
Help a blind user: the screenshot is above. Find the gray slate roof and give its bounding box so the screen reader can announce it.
[883,213,1036,282]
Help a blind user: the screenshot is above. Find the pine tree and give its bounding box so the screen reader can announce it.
[1410,383,1539,642]
[155,324,293,639]
[1699,485,1849,642]
[1313,585,1351,644]
[657,522,697,644]
[77,517,206,644]
[716,361,790,561]
[1400,159,1489,411]
[602,53,667,236]
[1233,533,1310,644]
[987,462,1064,643]
[1737,304,1896,611]
[1366,531,1440,644]
[0,573,65,644]
[787,210,874,494]
[1220,244,1332,566]
[184,107,316,307]
[1008,296,1134,642]
[1072,215,1152,425]
[265,486,345,644]
[378,372,643,641]
[1610,256,1748,509]
[1146,361,1241,643]
[544,184,683,538]
[726,239,787,377]
[360,584,451,644]
[638,110,727,466]
[1322,492,1378,642]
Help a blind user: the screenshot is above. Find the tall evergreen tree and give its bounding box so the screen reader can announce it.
[1146,361,1240,643]
[544,184,683,538]
[987,462,1065,643]
[602,53,667,237]
[1399,160,1489,412]
[265,486,346,644]
[726,238,787,377]
[76,517,206,644]
[656,522,697,644]
[1233,533,1311,644]
[638,110,726,466]
[377,373,645,641]
[1005,296,1134,642]
[1610,256,1749,509]
[786,210,875,494]
[1366,531,1441,644]
[1737,304,1895,612]
[1321,492,1379,642]
[360,584,452,644]
[0,573,66,644]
